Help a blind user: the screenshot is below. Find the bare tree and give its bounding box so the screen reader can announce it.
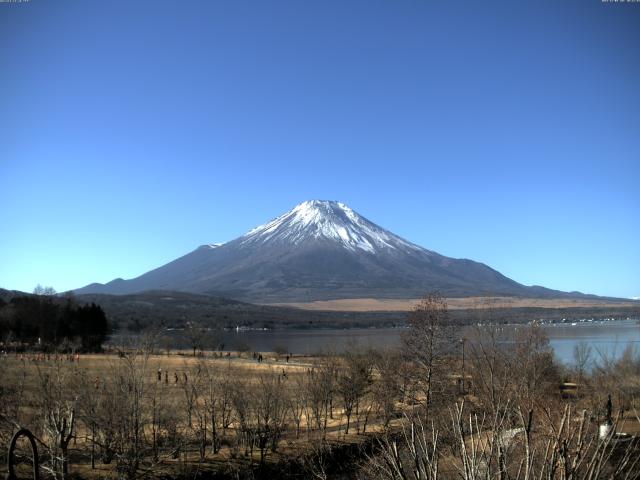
[33,284,57,296]
[366,400,640,480]
[36,359,77,480]
[303,440,335,480]
[402,293,451,413]
[109,352,150,480]
[147,376,173,463]
[512,323,559,411]
[468,325,514,419]
[230,377,253,459]
[0,364,28,465]
[337,350,373,434]
[573,340,593,382]
[183,321,209,356]
[371,349,404,428]
[289,374,308,439]
[204,365,235,448]
[253,373,288,462]
[77,370,102,469]
[307,358,338,440]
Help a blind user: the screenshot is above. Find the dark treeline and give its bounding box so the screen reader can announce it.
[0,292,110,351]
[70,291,408,331]
[2,288,638,335]
[48,291,640,333]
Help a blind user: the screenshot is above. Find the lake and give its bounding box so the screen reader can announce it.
[108,319,640,366]
[543,320,640,365]
[218,319,640,365]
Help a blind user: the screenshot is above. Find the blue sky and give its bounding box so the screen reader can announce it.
[1,0,638,298]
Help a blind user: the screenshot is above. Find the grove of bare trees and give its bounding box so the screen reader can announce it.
[0,293,639,479]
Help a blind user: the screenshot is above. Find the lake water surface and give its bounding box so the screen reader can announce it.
[220,319,640,365]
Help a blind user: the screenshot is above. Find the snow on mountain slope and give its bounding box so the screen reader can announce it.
[241,200,425,254]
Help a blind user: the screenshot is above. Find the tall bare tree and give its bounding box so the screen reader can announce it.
[371,349,403,428]
[109,352,150,480]
[307,358,338,440]
[337,350,373,434]
[36,359,77,480]
[402,293,451,413]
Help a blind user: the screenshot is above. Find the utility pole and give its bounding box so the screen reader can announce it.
[460,337,466,395]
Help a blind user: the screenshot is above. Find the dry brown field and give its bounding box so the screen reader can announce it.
[0,350,394,479]
[268,296,639,312]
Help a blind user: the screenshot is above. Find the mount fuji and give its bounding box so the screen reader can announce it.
[75,200,578,302]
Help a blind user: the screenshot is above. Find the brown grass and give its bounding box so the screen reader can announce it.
[0,351,390,479]
[267,296,638,312]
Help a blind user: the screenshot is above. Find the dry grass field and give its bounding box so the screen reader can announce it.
[0,349,395,479]
[270,296,640,312]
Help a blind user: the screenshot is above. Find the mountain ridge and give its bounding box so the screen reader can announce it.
[74,200,603,302]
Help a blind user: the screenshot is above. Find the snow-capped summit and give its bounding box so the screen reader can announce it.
[241,200,423,254]
[75,200,566,302]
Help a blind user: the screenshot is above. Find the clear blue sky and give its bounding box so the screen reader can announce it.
[1,0,638,298]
